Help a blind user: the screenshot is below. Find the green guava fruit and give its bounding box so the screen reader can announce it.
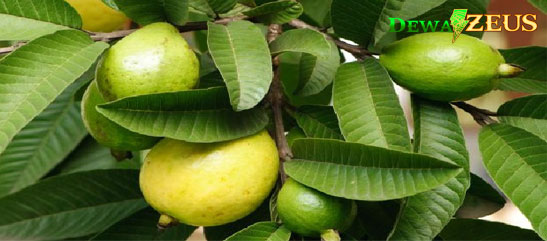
[277,179,357,237]
[380,32,523,102]
[96,22,199,101]
[81,81,159,151]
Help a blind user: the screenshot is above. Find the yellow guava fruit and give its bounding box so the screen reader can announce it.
[65,0,129,32]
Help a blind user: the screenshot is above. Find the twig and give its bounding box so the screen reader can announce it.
[452,101,497,126]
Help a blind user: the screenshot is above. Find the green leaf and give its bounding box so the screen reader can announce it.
[497,94,547,141]
[456,173,506,218]
[225,222,291,241]
[479,124,547,239]
[269,29,330,58]
[0,78,89,197]
[333,59,411,151]
[102,0,120,10]
[0,30,108,155]
[298,0,332,28]
[189,0,216,17]
[207,21,272,111]
[498,47,547,93]
[285,138,463,201]
[243,0,303,24]
[388,96,470,241]
[528,0,547,14]
[206,0,237,14]
[290,105,343,140]
[163,0,190,25]
[0,0,81,41]
[440,219,542,240]
[114,0,166,25]
[91,207,197,240]
[295,40,340,96]
[97,87,268,143]
[0,169,147,240]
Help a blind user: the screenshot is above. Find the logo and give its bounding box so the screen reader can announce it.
[389,9,538,42]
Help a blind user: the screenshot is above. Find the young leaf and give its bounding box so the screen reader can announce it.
[269,29,330,58]
[440,219,542,240]
[207,21,272,111]
[290,105,343,140]
[97,87,269,143]
[206,0,237,14]
[91,207,197,240]
[295,41,340,96]
[498,47,547,93]
[285,138,463,201]
[0,170,147,240]
[479,124,547,239]
[113,0,166,25]
[0,78,89,197]
[388,96,470,241]
[456,173,506,219]
[497,94,547,141]
[0,0,81,41]
[333,59,411,151]
[243,0,303,24]
[0,30,108,155]
[225,222,291,241]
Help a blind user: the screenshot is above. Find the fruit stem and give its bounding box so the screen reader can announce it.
[110,149,132,161]
[498,63,525,78]
[320,229,341,241]
[157,214,178,230]
[451,102,497,126]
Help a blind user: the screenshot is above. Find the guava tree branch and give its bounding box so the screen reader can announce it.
[452,101,498,126]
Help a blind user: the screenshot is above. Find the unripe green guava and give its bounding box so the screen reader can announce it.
[81,81,159,151]
[96,22,199,101]
[380,32,522,102]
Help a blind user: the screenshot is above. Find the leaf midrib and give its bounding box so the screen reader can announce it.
[291,158,460,171]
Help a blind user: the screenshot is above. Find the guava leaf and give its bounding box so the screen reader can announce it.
[479,124,547,239]
[269,29,330,59]
[0,73,92,198]
[498,47,547,93]
[243,0,303,24]
[388,96,470,241]
[333,59,411,151]
[0,30,108,155]
[497,78,547,94]
[91,207,197,240]
[439,219,542,240]
[295,40,340,96]
[225,222,291,241]
[285,138,463,201]
[97,87,269,143]
[290,105,343,140]
[207,21,272,111]
[163,0,190,25]
[528,0,547,14]
[206,0,237,14]
[456,173,506,218]
[298,0,332,28]
[497,94,547,141]
[113,0,168,26]
[0,170,147,240]
[0,0,81,40]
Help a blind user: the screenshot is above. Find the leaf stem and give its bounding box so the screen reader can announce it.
[451,101,498,126]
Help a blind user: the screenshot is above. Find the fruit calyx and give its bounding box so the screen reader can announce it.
[157,214,178,230]
[498,63,526,78]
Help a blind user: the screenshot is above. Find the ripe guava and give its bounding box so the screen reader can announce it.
[81,81,159,151]
[65,0,129,32]
[96,22,199,101]
[277,179,357,237]
[380,32,523,102]
[139,131,279,227]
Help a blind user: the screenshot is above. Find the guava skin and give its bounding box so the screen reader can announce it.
[81,81,160,151]
[277,179,357,237]
[65,0,128,32]
[380,32,505,102]
[96,22,199,101]
[139,131,279,227]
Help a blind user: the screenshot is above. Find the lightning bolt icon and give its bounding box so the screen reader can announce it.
[450,9,469,43]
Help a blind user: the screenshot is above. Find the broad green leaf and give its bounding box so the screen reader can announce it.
[225,222,291,241]
[206,0,237,14]
[114,0,166,25]
[97,87,268,143]
[91,207,197,240]
[0,78,89,197]
[285,139,463,201]
[295,41,340,96]
[498,47,547,93]
[388,96,470,241]
[299,0,332,28]
[528,0,547,14]
[498,78,547,94]
[333,59,411,151]
[218,3,252,18]
[440,219,542,240]
[269,29,330,58]
[163,0,190,25]
[372,0,405,45]
[396,0,447,20]
[243,0,303,24]
[286,127,306,148]
[290,105,343,140]
[479,124,547,239]
[189,0,215,17]
[0,30,108,155]
[456,173,506,218]
[0,170,147,240]
[0,0,81,40]
[207,21,272,111]
[497,94,547,141]
[205,199,271,240]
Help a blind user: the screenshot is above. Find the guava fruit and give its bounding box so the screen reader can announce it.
[380,32,523,102]
[96,22,199,101]
[81,81,159,151]
[277,179,357,237]
[139,131,279,227]
[66,0,129,32]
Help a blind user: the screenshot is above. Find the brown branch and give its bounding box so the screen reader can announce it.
[452,101,497,126]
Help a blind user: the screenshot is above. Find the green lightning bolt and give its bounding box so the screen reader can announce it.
[450,9,469,43]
